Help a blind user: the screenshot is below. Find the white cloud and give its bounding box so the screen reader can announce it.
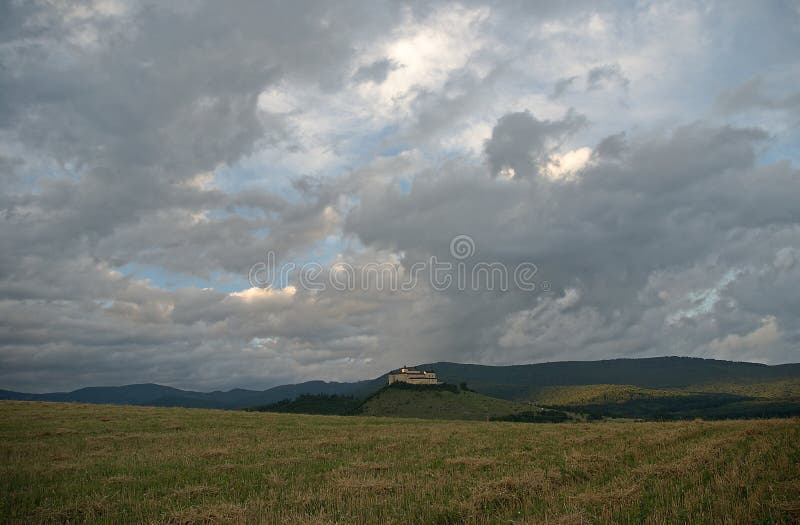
[545,147,592,180]
[257,88,298,114]
[357,5,491,118]
[229,285,297,303]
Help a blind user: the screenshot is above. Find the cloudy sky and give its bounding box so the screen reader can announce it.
[1,1,799,392]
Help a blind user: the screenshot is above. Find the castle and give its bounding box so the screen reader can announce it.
[387,367,441,385]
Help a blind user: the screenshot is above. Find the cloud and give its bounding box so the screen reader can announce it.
[353,58,400,84]
[545,147,592,180]
[483,110,587,179]
[346,118,800,366]
[1,1,800,392]
[709,317,780,361]
[550,76,578,99]
[715,77,800,117]
[592,132,627,160]
[586,63,629,91]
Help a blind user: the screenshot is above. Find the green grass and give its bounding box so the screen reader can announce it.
[1,401,799,524]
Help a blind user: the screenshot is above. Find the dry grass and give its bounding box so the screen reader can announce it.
[165,503,247,524]
[0,401,798,524]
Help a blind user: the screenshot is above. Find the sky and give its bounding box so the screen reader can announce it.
[1,0,799,392]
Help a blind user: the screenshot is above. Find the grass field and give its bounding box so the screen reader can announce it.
[1,402,798,524]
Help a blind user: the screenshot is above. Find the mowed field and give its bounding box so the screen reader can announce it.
[1,402,798,524]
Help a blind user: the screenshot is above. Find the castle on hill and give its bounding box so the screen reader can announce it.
[387,367,441,385]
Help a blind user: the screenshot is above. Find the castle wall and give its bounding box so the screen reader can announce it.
[387,371,440,385]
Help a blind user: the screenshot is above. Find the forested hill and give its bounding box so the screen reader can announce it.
[2,357,798,409]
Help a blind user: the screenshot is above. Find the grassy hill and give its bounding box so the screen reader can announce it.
[2,401,798,524]
[247,384,574,422]
[359,382,562,421]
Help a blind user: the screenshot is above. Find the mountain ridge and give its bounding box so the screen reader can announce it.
[2,356,799,410]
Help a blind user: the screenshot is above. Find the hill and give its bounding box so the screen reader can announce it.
[0,379,381,410]
[358,382,564,421]
[2,357,799,419]
[528,378,800,406]
[419,357,800,400]
[2,401,798,524]
[247,384,574,422]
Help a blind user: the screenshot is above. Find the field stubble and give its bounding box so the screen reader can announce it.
[0,401,798,524]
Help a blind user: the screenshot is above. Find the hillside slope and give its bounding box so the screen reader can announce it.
[3,357,799,412]
[527,378,800,405]
[359,383,541,421]
[421,358,800,400]
[528,384,692,406]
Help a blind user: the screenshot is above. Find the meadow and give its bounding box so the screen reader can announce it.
[1,401,798,524]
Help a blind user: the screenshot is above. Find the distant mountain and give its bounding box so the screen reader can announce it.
[0,379,382,410]
[2,357,799,412]
[0,384,183,405]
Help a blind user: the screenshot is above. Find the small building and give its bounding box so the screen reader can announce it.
[387,367,441,385]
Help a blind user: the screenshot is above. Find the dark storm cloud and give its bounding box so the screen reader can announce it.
[715,77,800,117]
[586,63,629,91]
[550,76,578,99]
[483,110,587,178]
[591,132,627,160]
[353,58,400,84]
[346,116,800,364]
[403,64,507,145]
